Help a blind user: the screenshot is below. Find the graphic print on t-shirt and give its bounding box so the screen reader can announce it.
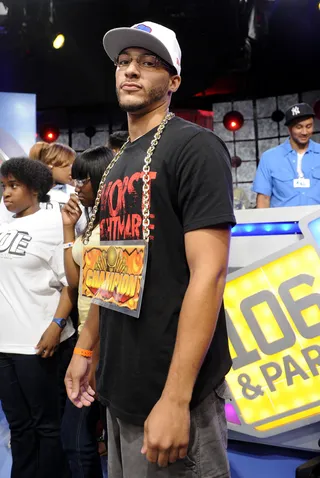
[0,229,31,256]
[42,200,65,211]
[100,171,157,241]
[82,241,148,317]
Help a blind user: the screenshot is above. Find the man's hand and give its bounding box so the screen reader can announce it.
[65,354,95,408]
[36,322,61,358]
[141,397,190,468]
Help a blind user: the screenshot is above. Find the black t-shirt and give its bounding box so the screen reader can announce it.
[97,117,236,425]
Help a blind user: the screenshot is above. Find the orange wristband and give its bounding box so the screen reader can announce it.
[73,347,93,358]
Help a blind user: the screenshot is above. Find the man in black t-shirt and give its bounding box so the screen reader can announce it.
[66,20,235,478]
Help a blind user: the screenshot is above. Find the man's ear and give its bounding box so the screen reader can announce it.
[169,75,181,94]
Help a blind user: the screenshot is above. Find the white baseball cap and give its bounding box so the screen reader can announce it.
[103,21,181,75]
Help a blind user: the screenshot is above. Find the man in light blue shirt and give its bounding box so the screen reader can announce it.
[253,103,320,208]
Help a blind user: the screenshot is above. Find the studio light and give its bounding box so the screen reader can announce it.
[223,111,244,132]
[271,109,285,123]
[231,156,242,168]
[0,2,8,19]
[0,1,8,32]
[49,1,65,50]
[40,125,60,143]
[53,33,65,49]
[84,126,97,138]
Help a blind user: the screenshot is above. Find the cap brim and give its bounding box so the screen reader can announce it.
[103,27,175,70]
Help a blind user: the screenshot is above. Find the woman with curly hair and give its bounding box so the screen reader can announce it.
[0,157,75,478]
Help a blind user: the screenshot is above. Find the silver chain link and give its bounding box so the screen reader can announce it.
[82,112,175,245]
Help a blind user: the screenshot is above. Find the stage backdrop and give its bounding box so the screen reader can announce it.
[0,91,36,164]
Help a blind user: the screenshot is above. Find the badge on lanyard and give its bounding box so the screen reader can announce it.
[293,178,310,188]
[81,112,175,318]
[82,241,148,318]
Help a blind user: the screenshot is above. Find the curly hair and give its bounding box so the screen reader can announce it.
[1,157,53,203]
[29,142,76,168]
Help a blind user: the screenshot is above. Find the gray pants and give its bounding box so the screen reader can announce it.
[106,381,231,478]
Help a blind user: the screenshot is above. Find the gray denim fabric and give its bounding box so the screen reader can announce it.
[106,381,231,478]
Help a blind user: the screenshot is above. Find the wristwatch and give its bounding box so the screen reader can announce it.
[52,318,67,329]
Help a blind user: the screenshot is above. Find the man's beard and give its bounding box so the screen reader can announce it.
[293,135,310,148]
[117,84,169,113]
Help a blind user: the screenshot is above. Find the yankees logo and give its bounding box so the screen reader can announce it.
[291,106,300,116]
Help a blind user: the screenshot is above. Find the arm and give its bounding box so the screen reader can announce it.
[36,285,76,358]
[74,302,100,351]
[54,285,76,319]
[63,225,80,289]
[142,227,231,466]
[61,194,82,289]
[256,193,271,208]
[162,226,230,404]
[252,153,272,205]
[64,302,100,407]
[88,340,100,391]
[142,131,235,467]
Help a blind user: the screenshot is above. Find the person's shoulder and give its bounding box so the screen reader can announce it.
[168,117,228,151]
[37,208,63,229]
[37,209,64,248]
[49,185,71,202]
[169,116,205,134]
[309,139,320,153]
[169,116,220,139]
[261,142,284,162]
[65,184,76,195]
[14,209,62,246]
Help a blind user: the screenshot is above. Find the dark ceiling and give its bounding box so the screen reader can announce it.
[1,0,320,117]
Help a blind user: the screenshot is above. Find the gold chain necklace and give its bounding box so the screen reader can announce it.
[83,112,175,245]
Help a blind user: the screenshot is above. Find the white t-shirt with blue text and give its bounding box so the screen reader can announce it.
[0,209,75,354]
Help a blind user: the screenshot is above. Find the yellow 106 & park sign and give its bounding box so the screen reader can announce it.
[225,211,320,438]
